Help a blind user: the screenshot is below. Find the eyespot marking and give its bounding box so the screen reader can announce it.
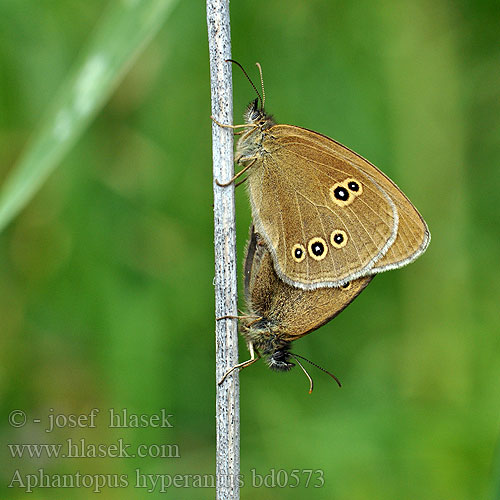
[346,178,362,195]
[331,230,348,249]
[330,178,363,207]
[333,185,349,201]
[291,243,306,263]
[308,237,328,261]
[341,281,352,290]
[330,183,352,206]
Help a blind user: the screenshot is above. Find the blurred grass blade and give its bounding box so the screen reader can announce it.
[0,0,178,233]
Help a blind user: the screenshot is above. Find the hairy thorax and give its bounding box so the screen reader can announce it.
[235,100,275,165]
[240,317,289,359]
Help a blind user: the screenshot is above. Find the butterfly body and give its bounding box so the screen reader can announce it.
[235,98,430,290]
[241,228,373,371]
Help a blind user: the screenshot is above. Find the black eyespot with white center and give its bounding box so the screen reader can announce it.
[341,281,351,290]
[345,178,363,196]
[330,229,348,249]
[312,242,324,256]
[307,237,328,261]
[333,186,349,201]
[291,243,306,263]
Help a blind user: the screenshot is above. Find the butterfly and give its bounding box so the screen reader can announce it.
[215,61,430,290]
[219,226,373,391]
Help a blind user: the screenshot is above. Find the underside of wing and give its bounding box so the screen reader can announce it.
[279,125,430,274]
[246,230,373,341]
[247,126,400,289]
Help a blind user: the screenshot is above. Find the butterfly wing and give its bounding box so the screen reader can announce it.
[246,125,428,289]
[245,228,373,342]
[247,125,398,289]
[300,126,431,272]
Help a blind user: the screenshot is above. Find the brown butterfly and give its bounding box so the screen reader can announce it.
[219,227,373,391]
[215,61,430,290]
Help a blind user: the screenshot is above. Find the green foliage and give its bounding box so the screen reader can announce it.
[0,1,499,499]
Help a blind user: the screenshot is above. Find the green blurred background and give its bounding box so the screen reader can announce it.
[1,0,499,498]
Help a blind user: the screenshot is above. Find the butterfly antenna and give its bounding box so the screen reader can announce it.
[291,353,342,388]
[226,59,263,110]
[291,355,314,394]
[255,62,266,108]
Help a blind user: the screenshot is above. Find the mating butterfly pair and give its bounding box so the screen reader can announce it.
[215,62,429,390]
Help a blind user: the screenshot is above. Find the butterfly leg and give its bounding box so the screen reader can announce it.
[216,312,260,321]
[210,116,256,131]
[234,176,249,187]
[218,342,261,385]
[215,158,256,187]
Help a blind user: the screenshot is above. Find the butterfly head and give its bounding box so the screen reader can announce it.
[267,346,295,372]
[244,98,275,129]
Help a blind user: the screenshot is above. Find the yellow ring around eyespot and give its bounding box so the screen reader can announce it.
[329,183,353,207]
[344,177,363,196]
[291,243,306,263]
[307,237,328,261]
[341,281,352,290]
[330,229,348,249]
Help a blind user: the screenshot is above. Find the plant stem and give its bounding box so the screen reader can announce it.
[206,1,240,499]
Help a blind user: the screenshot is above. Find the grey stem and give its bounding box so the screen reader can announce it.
[206,1,240,500]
